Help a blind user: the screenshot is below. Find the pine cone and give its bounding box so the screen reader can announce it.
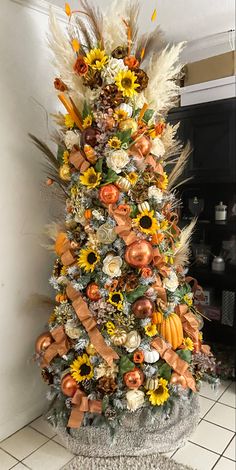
[135,69,149,92]
[117,273,139,291]
[97,376,117,395]
[83,70,102,89]
[104,406,117,421]
[131,182,148,203]
[41,369,53,385]
[100,85,124,108]
[111,46,128,59]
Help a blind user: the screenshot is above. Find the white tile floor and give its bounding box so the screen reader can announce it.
[0,381,235,470]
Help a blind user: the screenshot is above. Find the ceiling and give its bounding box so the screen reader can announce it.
[48,0,235,43]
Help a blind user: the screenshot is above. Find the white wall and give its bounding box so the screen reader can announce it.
[0,0,62,440]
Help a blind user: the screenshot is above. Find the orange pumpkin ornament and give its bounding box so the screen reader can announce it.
[157,313,183,350]
[124,368,144,389]
[84,209,92,220]
[152,311,163,325]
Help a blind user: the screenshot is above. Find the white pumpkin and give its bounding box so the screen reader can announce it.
[138,201,150,213]
[143,349,160,364]
[145,377,159,390]
[111,329,127,346]
[116,176,131,192]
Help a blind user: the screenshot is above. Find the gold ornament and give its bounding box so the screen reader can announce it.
[86,343,97,355]
[111,329,127,346]
[59,164,71,181]
[145,376,159,390]
[115,176,131,192]
[119,118,138,134]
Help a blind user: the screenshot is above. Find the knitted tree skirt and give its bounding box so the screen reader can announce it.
[52,393,199,460]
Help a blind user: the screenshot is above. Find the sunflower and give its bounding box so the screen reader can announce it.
[115,70,140,98]
[85,48,108,70]
[105,321,116,336]
[78,247,100,273]
[114,108,129,121]
[183,293,193,307]
[183,337,194,351]
[108,291,123,311]
[70,354,93,383]
[80,168,102,189]
[126,172,138,185]
[64,114,74,128]
[108,136,121,149]
[144,323,157,337]
[160,219,169,231]
[157,172,168,190]
[83,115,93,129]
[133,209,159,235]
[147,378,170,406]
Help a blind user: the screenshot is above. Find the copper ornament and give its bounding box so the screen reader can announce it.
[132,297,154,319]
[129,136,152,158]
[61,373,78,397]
[82,127,100,147]
[86,283,101,301]
[125,240,153,268]
[35,332,53,354]
[99,184,120,205]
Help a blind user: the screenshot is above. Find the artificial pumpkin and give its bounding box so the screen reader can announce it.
[145,376,159,390]
[143,349,160,364]
[157,313,183,350]
[84,209,92,219]
[152,311,163,325]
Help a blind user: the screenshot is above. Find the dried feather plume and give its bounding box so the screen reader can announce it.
[173,218,197,268]
[168,141,192,189]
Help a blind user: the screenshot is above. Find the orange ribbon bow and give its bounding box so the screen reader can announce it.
[176,304,200,347]
[151,275,167,303]
[68,389,102,428]
[108,204,137,245]
[41,326,70,367]
[151,337,196,392]
[66,284,119,366]
[69,148,90,173]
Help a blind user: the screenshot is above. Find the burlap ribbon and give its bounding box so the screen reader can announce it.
[66,284,119,366]
[151,337,196,392]
[41,326,70,367]
[68,388,102,428]
[108,204,137,245]
[152,248,171,277]
[69,148,90,173]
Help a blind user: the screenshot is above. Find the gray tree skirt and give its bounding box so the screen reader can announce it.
[53,394,199,458]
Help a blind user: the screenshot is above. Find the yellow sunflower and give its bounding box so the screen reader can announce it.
[160,220,169,231]
[85,48,108,70]
[144,323,157,337]
[70,354,93,383]
[198,331,203,341]
[114,108,129,121]
[80,167,102,189]
[183,337,194,351]
[63,150,69,164]
[115,70,140,98]
[133,209,159,235]
[78,247,100,273]
[108,136,121,149]
[126,172,138,185]
[108,291,123,311]
[183,293,193,307]
[83,115,93,129]
[157,172,168,190]
[147,378,170,406]
[64,114,74,128]
[105,321,116,336]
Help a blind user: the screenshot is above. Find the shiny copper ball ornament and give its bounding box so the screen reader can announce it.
[99,184,120,205]
[129,136,152,158]
[132,297,154,319]
[35,332,53,354]
[86,283,101,301]
[124,368,144,389]
[82,127,100,147]
[61,373,78,397]
[170,373,188,389]
[125,240,153,268]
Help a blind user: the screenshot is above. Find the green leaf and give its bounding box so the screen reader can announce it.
[82,100,92,119]
[57,146,64,165]
[125,285,148,303]
[103,168,118,183]
[158,363,172,381]
[119,356,135,375]
[176,349,192,363]
[102,395,109,413]
[143,109,155,124]
[133,108,141,118]
[95,158,103,173]
[130,204,138,218]
[116,129,132,144]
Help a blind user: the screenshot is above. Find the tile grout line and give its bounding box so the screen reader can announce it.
[202,417,236,433]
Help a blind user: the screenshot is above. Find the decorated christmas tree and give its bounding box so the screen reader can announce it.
[34,0,217,458]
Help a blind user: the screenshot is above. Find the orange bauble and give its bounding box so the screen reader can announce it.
[170,373,188,389]
[35,332,53,354]
[61,373,78,397]
[86,283,101,301]
[125,240,153,267]
[124,368,144,389]
[157,313,183,350]
[129,136,152,157]
[132,297,154,318]
[99,184,120,205]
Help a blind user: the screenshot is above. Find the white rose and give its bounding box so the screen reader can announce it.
[102,254,122,278]
[106,149,129,174]
[101,58,128,84]
[163,271,179,292]
[148,186,163,203]
[151,137,165,157]
[115,103,133,118]
[124,330,141,352]
[64,130,80,150]
[126,389,145,411]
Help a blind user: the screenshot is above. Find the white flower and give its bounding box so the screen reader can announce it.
[101,58,128,84]
[151,137,165,157]
[126,389,145,411]
[124,330,141,352]
[106,149,129,174]
[148,186,163,203]
[115,103,133,118]
[163,271,179,292]
[95,361,118,380]
[102,254,122,278]
[133,92,147,109]
[64,130,80,150]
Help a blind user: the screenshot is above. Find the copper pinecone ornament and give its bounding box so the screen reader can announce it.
[98,376,117,395]
[135,69,149,92]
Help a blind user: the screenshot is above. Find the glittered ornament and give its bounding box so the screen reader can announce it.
[99,184,120,204]
[82,127,100,147]
[129,136,152,157]
[61,373,78,397]
[96,222,117,244]
[98,376,117,395]
[35,332,53,354]
[125,240,153,268]
[59,164,71,181]
[119,118,138,134]
[65,319,81,339]
[124,368,144,389]
[132,297,154,319]
[86,283,101,301]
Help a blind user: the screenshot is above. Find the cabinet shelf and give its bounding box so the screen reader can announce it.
[188,265,236,291]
